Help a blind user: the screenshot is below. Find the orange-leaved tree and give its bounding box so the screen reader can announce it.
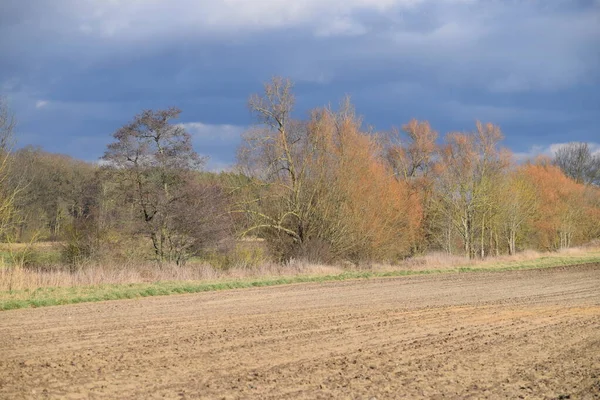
[521,158,587,250]
[384,119,438,254]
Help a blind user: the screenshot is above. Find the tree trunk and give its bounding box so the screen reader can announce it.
[508,229,516,256]
[480,213,486,259]
[464,212,474,259]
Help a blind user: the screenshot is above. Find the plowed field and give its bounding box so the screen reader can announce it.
[1,265,600,399]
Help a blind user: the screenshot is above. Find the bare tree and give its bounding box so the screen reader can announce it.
[236,77,312,253]
[554,142,600,185]
[236,78,354,261]
[0,97,19,238]
[385,119,438,183]
[237,79,413,262]
[0,97,16,151]
[497,169,538,255]
[103,108,225,264]
[432,122,508,259]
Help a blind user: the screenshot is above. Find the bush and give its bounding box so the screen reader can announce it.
[0,245,62,271]
[199,241,269,270]
[21,248,62,270]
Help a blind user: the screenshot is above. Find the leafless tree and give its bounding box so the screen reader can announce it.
[103,108,227,264]
[553,142,600,185]
[0,97,19,238]
[237,79,414,263]
[431,122,509,259]
[236,77,311,252]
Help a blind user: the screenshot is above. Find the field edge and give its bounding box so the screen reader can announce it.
[2,254,600,311]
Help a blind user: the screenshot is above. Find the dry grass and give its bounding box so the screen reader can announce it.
[0,259,344,292]
[1,246,599,293]
[2,247,600,311]
[385,246,598,272]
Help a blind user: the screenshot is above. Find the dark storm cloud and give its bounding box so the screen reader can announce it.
[1,0,599,167]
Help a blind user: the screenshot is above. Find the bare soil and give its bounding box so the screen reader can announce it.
[1,265,600,399]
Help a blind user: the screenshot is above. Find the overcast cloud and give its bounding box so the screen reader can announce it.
[1,0,598,168]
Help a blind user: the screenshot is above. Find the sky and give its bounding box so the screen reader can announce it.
[1,0,599,170]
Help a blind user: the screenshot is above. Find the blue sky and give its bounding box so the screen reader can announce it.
[1,0,599,169]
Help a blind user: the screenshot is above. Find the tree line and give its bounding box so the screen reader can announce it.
[1,78,599,268]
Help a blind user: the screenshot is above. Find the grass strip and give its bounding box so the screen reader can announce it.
[1,253,599,311]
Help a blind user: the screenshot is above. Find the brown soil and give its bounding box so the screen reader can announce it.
[1,265,600,399]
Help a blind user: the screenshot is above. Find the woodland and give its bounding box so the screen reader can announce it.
[1,77,599,271]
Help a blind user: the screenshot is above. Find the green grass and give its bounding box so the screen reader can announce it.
[1,253,599,311]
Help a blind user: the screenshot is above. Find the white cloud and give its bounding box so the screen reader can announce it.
[549,142,600,156]
[35,100,49,109]
[513,145,552,163]
[179,122,247,171]
[514,142,600,163]
[180,122,246,143]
